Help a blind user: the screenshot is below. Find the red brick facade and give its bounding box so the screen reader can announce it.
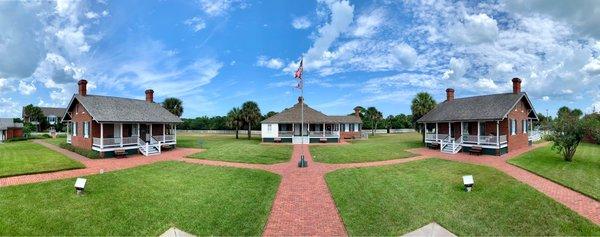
[505,98,531,152]
[69,101,94,150]
[4,127,23,140]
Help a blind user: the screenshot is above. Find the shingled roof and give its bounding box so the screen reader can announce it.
[417,92,537,123]
[262,98,362,124]
[0,118,23,130]
[63,94,182,123]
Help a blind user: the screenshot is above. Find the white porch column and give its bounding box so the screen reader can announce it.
[322,123,325,137]
[149,124,153,140]
[496,121,500,147]
[137,123,140,139]
[448,122,451,138]
[120,123,123,147]
[477,121,480,145]
[460,122,463,137]
[163,124,166,143]
[174,124,177,142]
[100,123,104,148]
[435,123,438,140]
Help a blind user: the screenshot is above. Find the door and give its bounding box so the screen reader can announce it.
[140,124,149,141]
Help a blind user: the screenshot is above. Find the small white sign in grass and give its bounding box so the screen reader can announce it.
[74,178,87,195]
[462,175,474,192]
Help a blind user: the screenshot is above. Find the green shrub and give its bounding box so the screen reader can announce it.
[56,134,67,138]
[41,134,52,138]
[6,137,28,142]
[59,142,101,159]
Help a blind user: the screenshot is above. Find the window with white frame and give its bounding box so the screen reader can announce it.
[84,122,89,138]
[511,119,516,135]
[72,122,77,136]
[267,124,272,132]
[523,120,527,134]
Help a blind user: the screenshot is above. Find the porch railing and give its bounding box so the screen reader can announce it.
[93,136,139,148]
[152,135,176,143]
[278,131,294,137]
[308,131,339,137]
[67,134,72,143]
[425,133,448,141]
[461,134,507,145]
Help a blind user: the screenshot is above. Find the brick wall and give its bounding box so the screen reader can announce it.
[5,127,23,139]
[70,102,94,150]
[506,99,530,151]
[340,131,359,139]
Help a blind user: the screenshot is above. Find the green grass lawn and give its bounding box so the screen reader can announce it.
[179,134,292,164]
[326,159,600,236]
[311,133,422,163]
[509,142,600,200]
[0,161,280,236]
[0,141,84,178]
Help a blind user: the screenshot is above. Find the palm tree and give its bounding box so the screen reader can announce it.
[226,107,243,139]
[386,115,394,133]
[241,101,261,139]
[366,107,383,136]
[162,98,184,117]
[411,92,437,143]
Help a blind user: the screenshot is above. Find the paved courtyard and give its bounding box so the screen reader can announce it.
[0,140,598,236]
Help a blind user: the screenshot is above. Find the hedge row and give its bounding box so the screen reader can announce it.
[59,142,101,159]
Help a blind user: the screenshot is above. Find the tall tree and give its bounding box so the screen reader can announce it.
[241,101,261,139]
[385,115,394,133]
[411,92,437,143]
[162,98,184,117]
[22,104,46,132]
[226,107,243,139]
[264,111,278,119]
[550,106,584,161]
[365,107,383,136]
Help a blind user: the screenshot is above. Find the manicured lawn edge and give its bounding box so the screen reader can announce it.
[0,165,84,178]
[507,145,600,201]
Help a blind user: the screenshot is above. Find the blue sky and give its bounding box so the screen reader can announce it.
[1,0,600,118]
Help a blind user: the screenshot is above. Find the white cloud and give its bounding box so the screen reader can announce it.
[442,57,468,80]
[292,16,311,29]
[0,78,13,94]
[55,26,90,55]
[18,80,36,95]
[504,0,600,38]
[199,0,234,17]
[495,63,514,73]
[542,96,550,101]
[184,17,207,32]
[474,78,499,90]
[352,9,384,37]
[304,0,354,70]
[85,11,99,19]
[0,97,20,117]
[582,58,600,75]
[392,43,418,68]
[449,13,499,44]
[256,56,284,69]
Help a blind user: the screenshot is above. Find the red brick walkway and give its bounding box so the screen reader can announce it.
[409,143,600,226]
[0,140,202,187]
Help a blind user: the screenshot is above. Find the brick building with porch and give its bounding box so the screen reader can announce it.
[417,78,539,155]
[62,80,182,157]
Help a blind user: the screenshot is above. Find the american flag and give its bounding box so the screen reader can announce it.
[294,59,303,79]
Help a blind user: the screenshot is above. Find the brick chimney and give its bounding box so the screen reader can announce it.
[512,77,522,94]
[446,88,455,101]
[78,79,87,96]
[354,106,361,118]
[145,89,154,103]
[298,96,304,104]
